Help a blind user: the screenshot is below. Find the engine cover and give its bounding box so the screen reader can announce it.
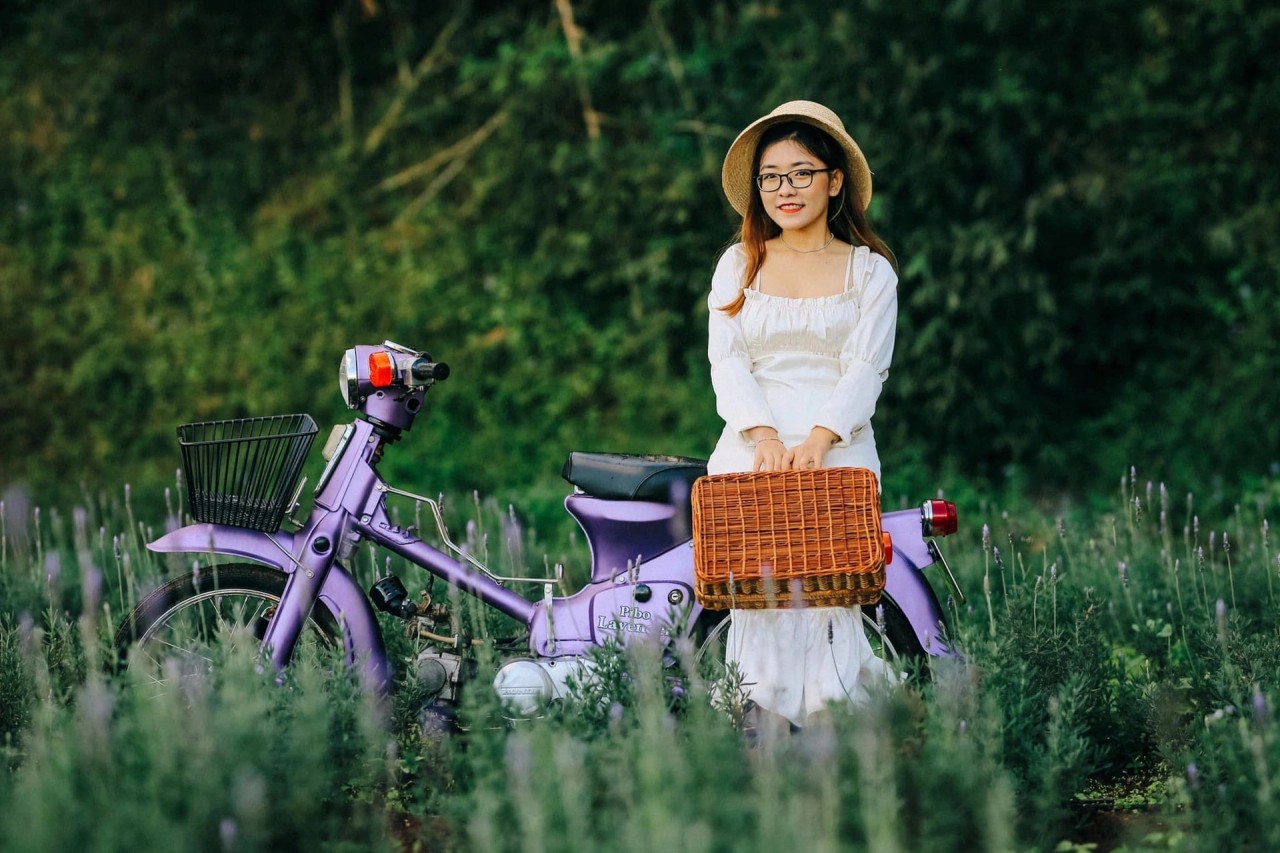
[414,648,463,703]
[492,657,595,717]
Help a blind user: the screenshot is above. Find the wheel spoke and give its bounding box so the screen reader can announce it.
[124,578,334,698]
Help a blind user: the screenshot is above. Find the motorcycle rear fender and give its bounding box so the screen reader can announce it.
[147,524,389,681]
[883,557,954,657]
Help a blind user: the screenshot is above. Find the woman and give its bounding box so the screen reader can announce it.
[707,101,900,729]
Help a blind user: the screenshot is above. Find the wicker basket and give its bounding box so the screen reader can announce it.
[691,467,885,610]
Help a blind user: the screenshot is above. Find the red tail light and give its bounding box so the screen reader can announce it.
[882,531,893,564]
[369,351,395,387]
[922,500,958,537]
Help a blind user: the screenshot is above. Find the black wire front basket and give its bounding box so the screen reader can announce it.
[178,414,319,532]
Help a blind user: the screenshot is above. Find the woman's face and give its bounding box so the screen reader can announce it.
[756,138,843,233]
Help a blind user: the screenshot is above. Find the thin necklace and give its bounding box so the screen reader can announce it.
[780,231,835,254]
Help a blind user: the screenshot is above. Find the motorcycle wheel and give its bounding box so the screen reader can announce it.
[114,563,341,689]
[692,597,926,712]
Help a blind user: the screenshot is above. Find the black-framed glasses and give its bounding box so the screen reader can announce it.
[755,168,833,192]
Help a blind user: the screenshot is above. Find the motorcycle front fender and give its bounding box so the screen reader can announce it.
[147,524,390,689]
[149,523,299,571]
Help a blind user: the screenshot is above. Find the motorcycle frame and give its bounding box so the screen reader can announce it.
[149,373,958,695]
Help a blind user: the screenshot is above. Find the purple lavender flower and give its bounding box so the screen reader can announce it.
[82,567,103,615]
[1186,762,1199,789]
[789,577,805,609]
[505,736,533,778]
[79,678,115,738]
[220,818,237,852]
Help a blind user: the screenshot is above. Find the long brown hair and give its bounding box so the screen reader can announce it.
[718,121,896,317]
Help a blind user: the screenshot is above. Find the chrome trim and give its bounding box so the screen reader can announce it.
[314,423,355,495]
[382,340,421,356]
[262,531,308,574]
[285,476,308,527]
[374,483,561,585]
[339,349,359,408]
[928,539,966,606]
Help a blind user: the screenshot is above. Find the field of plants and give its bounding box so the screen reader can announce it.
[2,471,1278,852]
[3,1,1277,849]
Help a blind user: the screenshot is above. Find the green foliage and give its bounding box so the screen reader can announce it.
[0,618,35,749]
[1168,684,1280,850]
[448,644,1017,853]
[2,0,1278,511]
[0,660,389,852]
[0,471,1278,848]
[2,1,1280,840]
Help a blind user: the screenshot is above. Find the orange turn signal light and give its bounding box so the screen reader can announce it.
[883,531,893,565]
[369,352,395,387]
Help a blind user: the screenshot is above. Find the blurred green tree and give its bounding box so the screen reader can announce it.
[1,0,1276,516]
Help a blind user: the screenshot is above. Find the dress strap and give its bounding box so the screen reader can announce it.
[731,243,760,291]
[844,245,870,293]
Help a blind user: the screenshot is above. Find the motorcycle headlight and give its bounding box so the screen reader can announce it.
[338,348,359,408]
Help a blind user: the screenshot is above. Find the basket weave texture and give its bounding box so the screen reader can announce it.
[691,467,885,610]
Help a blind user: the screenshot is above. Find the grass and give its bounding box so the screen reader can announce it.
[1,469,1279,851]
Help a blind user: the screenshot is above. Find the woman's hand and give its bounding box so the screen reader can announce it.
[746,427,786,472]
[784,427,840,471]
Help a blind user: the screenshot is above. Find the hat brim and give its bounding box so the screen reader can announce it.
[721,101,872,216]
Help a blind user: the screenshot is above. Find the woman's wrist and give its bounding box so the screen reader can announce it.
[809,426,840,446]
[745,426,781,446]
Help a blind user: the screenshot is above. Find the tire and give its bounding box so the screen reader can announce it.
[114,563,342,685]
[691,596,927,712]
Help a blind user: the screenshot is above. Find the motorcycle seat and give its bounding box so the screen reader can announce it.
[562,452,707,503]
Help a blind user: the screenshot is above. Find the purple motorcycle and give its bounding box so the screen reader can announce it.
[116,341,963,714]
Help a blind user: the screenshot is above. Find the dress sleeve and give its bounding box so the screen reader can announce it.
[813,250,898,446]
[707,246,778,440]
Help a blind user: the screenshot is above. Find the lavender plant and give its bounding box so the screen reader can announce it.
[0,470,1276,851]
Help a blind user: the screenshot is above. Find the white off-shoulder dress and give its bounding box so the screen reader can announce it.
[706,242,900,726]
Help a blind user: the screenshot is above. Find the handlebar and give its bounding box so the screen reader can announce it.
[411,360,450,383]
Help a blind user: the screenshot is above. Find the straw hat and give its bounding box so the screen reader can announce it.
[721,100,872,216]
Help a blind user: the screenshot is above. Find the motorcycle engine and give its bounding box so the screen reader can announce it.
[493,657,595,717]
[413,647,463,703]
